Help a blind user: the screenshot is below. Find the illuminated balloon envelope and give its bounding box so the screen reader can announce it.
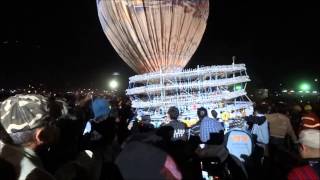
[97,0,209,74]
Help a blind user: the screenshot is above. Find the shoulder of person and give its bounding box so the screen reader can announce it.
[288,165,318,180]
[26,168,55,180]
[180,121,187,128]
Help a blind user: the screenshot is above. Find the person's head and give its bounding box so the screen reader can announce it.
[292,104,302,112]
[167,106,179,121]
[274,102,288,114]
[91,98,110,122]
[304,105,313,113]
[116,141,182,180]
[139,115,155,132]
[298,129,320,159]
[0,94,59,150]
[197,107,208,120]
[211,110,218,119]
[141,115,151,124]
[254,103,268,115]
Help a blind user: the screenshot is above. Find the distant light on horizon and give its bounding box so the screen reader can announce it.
[109,79,119,90]
[299,83,311,91]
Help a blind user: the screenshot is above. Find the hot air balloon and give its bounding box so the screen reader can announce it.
[97,0,209,74]
[96,0,253,127]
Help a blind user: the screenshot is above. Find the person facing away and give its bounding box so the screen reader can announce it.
[288,129,320,180]
[211,109,225,129]
[198,107,224,143]
[246,104,270,145]
[164,106,187,141]
[300,105,320,131]
[265,103,298,144]
[0,94,59,180]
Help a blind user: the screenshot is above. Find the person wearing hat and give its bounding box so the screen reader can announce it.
[288,129,320,179]
[0,94,58,180]
[300,105,320,131]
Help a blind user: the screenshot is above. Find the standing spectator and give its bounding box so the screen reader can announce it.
[164,106,187,141]
[266,104,298,145]
[0,94,58,180]
[288,129,320,180]
[246,104,270,147]
[301,105,320,131]
[265,103,298,179]
[290,105,303,135]
[190,120,201,138]
[211,109,224,129]
[198,107,224,143]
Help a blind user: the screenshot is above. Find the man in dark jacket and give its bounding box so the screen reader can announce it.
[164,106,187,141]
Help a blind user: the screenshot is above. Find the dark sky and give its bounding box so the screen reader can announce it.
[1,0,319,90]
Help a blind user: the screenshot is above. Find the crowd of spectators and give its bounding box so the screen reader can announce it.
[0,92,319,180]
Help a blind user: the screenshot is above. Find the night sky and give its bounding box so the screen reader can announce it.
[1,0,319,90]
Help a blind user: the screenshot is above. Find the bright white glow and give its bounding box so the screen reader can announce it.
[109,80,119,90]
[313,91,318,94]
[282,90,288,93]
[290,90,295,93]
[315,79,318,82]
[85,150,93,159]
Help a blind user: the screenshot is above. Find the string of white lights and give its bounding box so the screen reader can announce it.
[129,64,247,83]
[126,76,250,95]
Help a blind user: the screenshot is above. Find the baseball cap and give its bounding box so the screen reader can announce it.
[0,94,50,134]
[299,129,320,149]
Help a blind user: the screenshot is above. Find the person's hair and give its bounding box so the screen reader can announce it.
[211,110,218,119]
[9,129,37,145]
[274,103,288,114]
[10,120,58,146]
[254,104,268,114]
[197,107,208,119]
[167,106,179,120]
[141,115,151,123]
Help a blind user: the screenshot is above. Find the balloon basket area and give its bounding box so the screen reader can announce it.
[126,64,254,127]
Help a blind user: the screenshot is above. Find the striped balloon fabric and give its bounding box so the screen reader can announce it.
[97,0,209,74]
